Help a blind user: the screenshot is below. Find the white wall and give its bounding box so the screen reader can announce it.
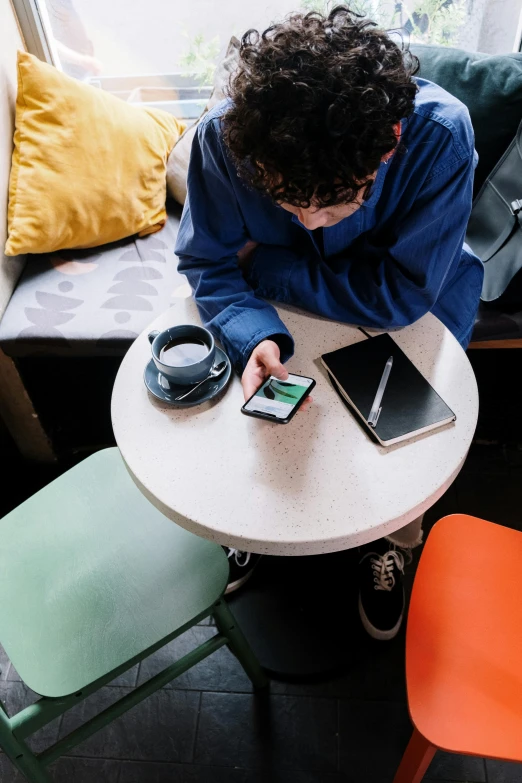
[477,0,522,52]
[0,0,26,320]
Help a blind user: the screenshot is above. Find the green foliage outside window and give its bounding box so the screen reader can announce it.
[181,0,466,86]
[180,31,221,86]
[301,0,466,46]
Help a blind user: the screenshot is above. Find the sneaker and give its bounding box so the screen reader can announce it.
[358,541,408,640]
[224,548,261,594]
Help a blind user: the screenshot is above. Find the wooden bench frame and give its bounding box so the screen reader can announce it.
[468,339,522,349]
[0,349,55,462]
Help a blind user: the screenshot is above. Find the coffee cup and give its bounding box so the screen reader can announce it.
[148,324,216,386]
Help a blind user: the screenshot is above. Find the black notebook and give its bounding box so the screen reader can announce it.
[321,333,456,446]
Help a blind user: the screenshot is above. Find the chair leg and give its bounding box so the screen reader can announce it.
[393,728,437,783]
[212,599,268,689]
[0,707,53,782]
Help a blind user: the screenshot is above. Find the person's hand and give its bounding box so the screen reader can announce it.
[237,240,259,273]
[242,339,313,410]
[55,41,104,75]
[80,55,103,75]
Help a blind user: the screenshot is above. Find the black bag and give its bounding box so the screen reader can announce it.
[466,119,522,304]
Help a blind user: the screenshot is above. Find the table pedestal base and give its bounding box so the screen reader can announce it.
[228,548,370,680]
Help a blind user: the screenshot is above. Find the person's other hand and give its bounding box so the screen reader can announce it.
[237,240,259,273]
[242,339,313,410]
[80,54,103,75]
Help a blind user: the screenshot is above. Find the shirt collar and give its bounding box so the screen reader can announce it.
[361,118,406,209]
[289,157,393,232]
[361,159,390,209]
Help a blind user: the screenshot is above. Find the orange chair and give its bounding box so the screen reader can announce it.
[394,513,522,783]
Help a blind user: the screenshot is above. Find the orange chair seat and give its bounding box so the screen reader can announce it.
[407,514,522,763]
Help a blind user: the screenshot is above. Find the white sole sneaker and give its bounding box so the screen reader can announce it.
[358,594,404,641]
[225,568,256,595]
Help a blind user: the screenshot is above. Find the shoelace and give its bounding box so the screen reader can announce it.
[227,548,251,567]
[370,549,405,591]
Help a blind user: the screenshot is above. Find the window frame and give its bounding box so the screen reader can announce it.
[11,0,59,65]
[11,0,212,121]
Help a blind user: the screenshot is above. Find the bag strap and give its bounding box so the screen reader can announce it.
[480,197,522,262]
[472,117,522,204]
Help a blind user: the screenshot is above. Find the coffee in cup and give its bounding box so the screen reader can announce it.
[148,324,216,386]
[159,337,209,367]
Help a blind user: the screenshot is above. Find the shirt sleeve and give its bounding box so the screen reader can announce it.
[175,118,294,372]
[248,154,475,329]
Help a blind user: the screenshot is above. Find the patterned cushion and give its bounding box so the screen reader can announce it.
[0,204,189,357]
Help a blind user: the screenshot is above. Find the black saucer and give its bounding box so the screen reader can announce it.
[144,347,231,407]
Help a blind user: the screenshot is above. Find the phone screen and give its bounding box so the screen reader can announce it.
[243,374,314,419]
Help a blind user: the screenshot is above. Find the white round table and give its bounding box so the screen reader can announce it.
[112,298,478,557]
[112,296,478,676]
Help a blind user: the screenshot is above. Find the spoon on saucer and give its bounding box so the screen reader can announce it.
[174,361,228,401]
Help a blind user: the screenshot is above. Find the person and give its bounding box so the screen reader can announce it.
[46,0,102,80]
[175,7,483,639]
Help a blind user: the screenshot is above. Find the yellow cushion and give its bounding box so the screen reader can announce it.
[5,51,186,257]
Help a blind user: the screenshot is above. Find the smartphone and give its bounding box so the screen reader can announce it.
[241,373,316,424]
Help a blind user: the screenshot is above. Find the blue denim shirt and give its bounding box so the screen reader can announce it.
[176,78,484,370]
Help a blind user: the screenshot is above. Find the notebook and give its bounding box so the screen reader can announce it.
[321,333,456,446]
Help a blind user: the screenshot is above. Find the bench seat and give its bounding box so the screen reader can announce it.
[1,197,521,358]
[0,204,187,358]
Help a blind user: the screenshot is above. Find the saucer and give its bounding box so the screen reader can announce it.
[144,346,232,408]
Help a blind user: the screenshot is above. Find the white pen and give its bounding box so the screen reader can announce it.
[367,356,393,428]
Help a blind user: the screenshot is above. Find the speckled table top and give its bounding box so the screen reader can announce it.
[111,297,478,555]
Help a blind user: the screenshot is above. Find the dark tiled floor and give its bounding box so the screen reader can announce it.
[1,443,522,782]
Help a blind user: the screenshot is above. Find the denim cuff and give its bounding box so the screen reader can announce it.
[219,306,294,373]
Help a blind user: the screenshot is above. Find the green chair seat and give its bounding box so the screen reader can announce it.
[0,448,229,699]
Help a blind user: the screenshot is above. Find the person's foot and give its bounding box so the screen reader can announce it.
[358,540,409,640]
[224,548,261,594]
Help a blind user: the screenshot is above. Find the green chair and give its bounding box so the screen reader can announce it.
[0,448,266,783]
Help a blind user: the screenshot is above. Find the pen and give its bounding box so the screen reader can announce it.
[367,356,393,428]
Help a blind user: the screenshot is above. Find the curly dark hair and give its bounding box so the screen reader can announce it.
[222,6,419,208]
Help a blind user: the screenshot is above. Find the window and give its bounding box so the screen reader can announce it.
[13,0,522,120]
